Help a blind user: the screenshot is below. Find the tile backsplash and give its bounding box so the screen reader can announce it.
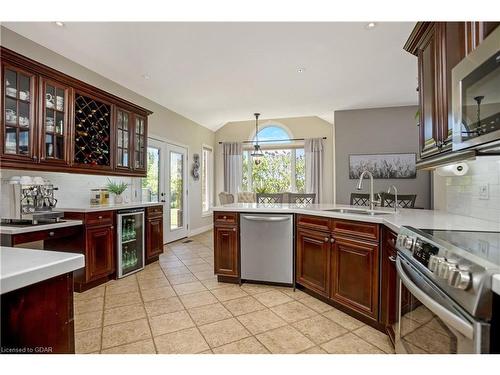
[440,156,500,223]
[0,169,143,214]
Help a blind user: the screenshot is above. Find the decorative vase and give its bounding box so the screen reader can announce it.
[114,194,123,204]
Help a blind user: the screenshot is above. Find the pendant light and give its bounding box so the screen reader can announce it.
[250,112,264,164]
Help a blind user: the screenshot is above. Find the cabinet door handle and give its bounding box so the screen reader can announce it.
[330,237,335,244]
[110,226,114,230]
[223,216,227,220]
[98,216,103,219]
[49,231,55,236]
[389,255,397,263]
[232,227,236,232]
[324,237,329,243]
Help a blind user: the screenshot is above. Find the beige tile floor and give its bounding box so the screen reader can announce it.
[73,230,394,354]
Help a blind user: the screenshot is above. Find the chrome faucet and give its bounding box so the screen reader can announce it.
[387,185,399,213]
[356,170,381,211]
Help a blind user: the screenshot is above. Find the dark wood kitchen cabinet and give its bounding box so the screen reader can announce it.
[1,273,75,354]
[296,215,380,323]
[330,235,379,320]
[404,22,499,162]
[0,47,152,177]
[145,205,164,264]
[381,227,398,344]
[85,224,115,282]
[296,227,330,297]
[213,212,239,282]
[56,210,115,292]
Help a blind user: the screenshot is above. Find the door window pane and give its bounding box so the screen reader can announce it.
[202,147,213,213]
[142,146,160,202]
[170,151,184,230]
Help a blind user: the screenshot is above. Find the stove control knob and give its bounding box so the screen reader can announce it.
[448,268,472,290]
[403,236,414,251]
[428,255,443,273]
[439,259,458,279]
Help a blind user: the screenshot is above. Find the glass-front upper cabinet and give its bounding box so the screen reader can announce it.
[2,65,36,160]
[116,108,131,169]
[134,114,147,171]
[40,78,70,164]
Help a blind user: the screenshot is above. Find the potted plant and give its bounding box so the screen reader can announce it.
[106,179,128,204]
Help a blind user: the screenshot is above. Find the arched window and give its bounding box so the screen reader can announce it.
[242,124,305,194]
[253,125,291,144]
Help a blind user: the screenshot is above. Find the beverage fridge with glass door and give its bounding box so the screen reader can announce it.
[117,208,145,278]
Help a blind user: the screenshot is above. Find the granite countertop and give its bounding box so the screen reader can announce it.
[59,201,163,213]
[0,219,84,235]
[0,246,84,294]
[212,203,500,233]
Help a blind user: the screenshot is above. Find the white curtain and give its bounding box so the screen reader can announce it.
[305,138,324,203]
[223,142,243,194]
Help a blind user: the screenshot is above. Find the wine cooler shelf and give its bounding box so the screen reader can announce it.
[1,47,152,177]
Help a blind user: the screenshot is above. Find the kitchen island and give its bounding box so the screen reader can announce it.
[212,203,500,343]
[1,246,84,353]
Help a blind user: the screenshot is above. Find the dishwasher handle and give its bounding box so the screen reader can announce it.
[242,215,291,223]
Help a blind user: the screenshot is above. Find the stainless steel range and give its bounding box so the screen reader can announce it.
[395,226,500,354]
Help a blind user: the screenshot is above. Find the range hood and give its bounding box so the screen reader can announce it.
[416,150,477,170]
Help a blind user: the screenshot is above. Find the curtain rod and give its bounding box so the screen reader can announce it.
[218,137,327,144]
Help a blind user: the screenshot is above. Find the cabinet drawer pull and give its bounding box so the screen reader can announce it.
[223,216,227,220]
[49,231,55,236]
[330,237,335,244]
[324,237,329,243]
[389,255,396,263]
[98,216,103,219]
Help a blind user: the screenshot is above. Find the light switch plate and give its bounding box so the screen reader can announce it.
[479,184,489,200]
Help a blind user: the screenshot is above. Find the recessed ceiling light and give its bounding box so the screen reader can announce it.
[297,67,306,73]
[366,22,377,29]
[142,74,151,80]
[55,21,65,27]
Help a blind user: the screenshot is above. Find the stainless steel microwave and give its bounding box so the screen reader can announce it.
[452,26,500,152]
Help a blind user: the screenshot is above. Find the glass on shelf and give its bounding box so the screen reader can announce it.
[55,111,64,134]
[45,134,54,157]
[5,127,17,154]
[46,108,55,132]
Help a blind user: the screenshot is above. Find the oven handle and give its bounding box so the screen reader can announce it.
[396,257,474,340]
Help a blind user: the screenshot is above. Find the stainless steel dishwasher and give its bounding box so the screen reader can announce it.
[240,213,293,285]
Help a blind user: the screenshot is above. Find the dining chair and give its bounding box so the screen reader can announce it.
[237,192,256,203]
[381,193,417,209]
[256,193,284,204]
[288,193,316,204]
[350,193,371,207]
[218,192,235,205]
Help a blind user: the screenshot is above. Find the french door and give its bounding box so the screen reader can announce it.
[145,138,188,243]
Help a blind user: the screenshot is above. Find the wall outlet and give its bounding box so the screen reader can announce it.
[479,184,489,200]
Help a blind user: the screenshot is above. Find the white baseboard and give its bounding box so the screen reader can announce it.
[188,224,213,237]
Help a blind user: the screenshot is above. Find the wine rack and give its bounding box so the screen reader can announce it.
[74,94,111,166]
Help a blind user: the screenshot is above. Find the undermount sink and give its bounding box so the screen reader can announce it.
[323,208,392,216]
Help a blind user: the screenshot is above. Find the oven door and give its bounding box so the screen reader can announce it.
[395,255,488,354]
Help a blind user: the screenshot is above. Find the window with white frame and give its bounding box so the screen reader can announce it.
[201,145,213,213]
[241,125,305,193]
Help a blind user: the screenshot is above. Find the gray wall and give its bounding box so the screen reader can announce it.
[334,106,430,209]
[0,26,215,233]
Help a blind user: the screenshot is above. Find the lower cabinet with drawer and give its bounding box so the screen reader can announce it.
[296,215,381,325]
[213,211,239,283]
[145,205,164,264]
[60,211,116,292]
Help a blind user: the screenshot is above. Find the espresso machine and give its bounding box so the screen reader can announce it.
[2,179,64,225]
